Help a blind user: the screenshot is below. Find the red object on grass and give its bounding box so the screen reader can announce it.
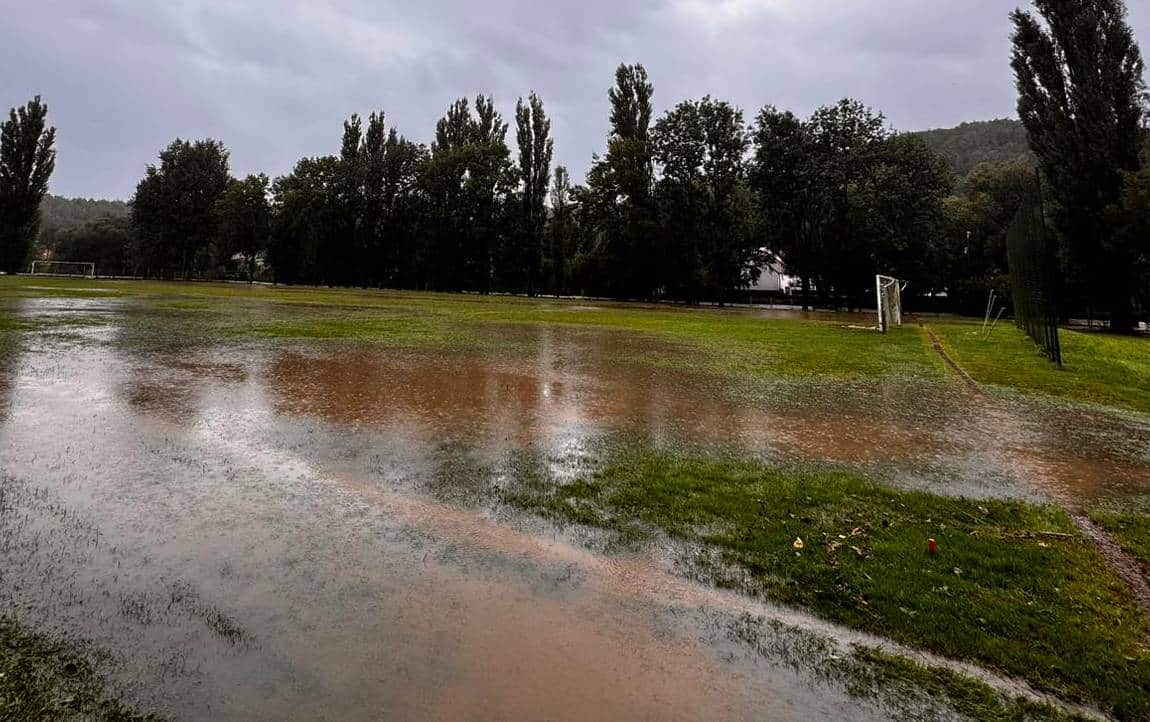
[928,538,938,555]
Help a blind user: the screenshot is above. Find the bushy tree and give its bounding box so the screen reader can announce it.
[332,111,429,287]
[1106,165,1150,320]
[130,139,231,278]
[750,107,822,308]
[373,126,428,288]
[851,134,953,291]
[653,97,761,302]
[752,100,955,308]
[0,96,56,273]
[269,156,339,285]
[215,173,271,282]
[1011,0,1148,329]
[806,99,890,305]
[940,159,1036,312]
[422,96,515,292]
[51,216,132,277]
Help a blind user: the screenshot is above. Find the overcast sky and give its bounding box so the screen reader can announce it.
[4,0,1148,200]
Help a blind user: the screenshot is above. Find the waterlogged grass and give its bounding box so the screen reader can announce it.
[929,319,1150,414]
[242,315,449,344]
[846,647,1081,722]
[0,276,943,382]
[0,617,157,721]
[1091,510,1150,573]
[725,615,1080,722]
[501,451,1150,719]
[10,276,1150,411]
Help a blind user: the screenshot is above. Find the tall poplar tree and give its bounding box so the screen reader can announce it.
[1011,0,1148,329]
[0,96,56,273]
[515,92,553,294]
[585,63,656,298]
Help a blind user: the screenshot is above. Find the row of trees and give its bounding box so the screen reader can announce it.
[115,67,957,308]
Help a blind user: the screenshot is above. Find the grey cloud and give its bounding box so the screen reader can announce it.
[2,0,1147,199]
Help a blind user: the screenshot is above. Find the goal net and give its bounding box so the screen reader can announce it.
[29,260,96,278]
[875,275,904,333]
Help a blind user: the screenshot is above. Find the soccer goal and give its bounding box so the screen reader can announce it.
[875,274,904,333]
[29,260,96,278]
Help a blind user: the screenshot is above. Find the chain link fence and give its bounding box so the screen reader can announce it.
[1006,174,1062,366]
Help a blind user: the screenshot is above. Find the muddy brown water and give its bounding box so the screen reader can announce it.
[1,296,1148,721]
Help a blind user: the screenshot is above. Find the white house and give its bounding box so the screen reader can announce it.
[751,255,800,294]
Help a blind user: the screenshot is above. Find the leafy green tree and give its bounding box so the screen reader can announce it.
[652,99,707,298]
[940,159,1036,312]
[653,97,761,302]
[423,96,514,292]
[1106,165,1150,319]
[307,112,430,288]
[751,100,891,308]
[373,126,428,287]
[807,99,890,305]
[50,216,132,276]
[0,96,56,273]
[1011,0,1148,329]
[215,173,271,282]
[513,92,553,294]
[330,115,366,286]
[130,139,231,278]
[851,134,953,292]
[545,166,575,296]
[750,107,822,309]
[269,156,339,285]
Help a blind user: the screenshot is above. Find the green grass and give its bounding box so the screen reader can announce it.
[0,617,158,721]
[501,451,1150,719]
[1090,510,1150,573]
[929,319,1150,414]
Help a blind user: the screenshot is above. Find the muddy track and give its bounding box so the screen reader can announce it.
[1069,514,1150,617]
[921,325,982,394]
[923,322,1150,620]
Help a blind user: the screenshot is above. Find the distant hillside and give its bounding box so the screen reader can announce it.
[38,195,130,247]
[41,195,129,231]
[914,119,1033,178]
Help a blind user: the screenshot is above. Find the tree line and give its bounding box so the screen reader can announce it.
[3,0,1148,325]
[75,71,961,309]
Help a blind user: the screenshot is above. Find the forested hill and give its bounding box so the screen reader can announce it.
[913,119,1032,177]
[39,195,129,238]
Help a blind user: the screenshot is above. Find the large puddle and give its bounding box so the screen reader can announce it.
[2,296,1148,720]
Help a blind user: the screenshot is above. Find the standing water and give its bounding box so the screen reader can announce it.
[1,295,1147,720]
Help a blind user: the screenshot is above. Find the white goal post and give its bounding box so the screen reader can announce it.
[29,260,96,278]
[876,274,904,333]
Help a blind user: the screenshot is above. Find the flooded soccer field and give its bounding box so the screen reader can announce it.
[2,280,1149,720]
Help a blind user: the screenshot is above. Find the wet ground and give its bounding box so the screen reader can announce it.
[2,295,1149,720]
